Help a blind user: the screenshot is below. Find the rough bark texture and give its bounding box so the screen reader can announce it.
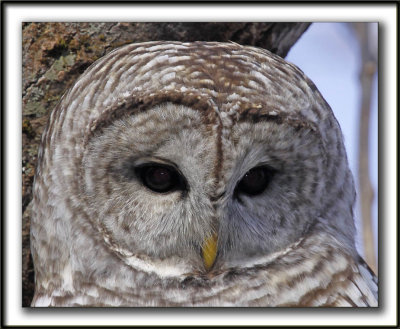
[22,22,311,307]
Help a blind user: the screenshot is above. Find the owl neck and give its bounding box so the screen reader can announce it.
[32,230,362,306]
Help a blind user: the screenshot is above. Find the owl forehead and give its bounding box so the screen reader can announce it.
[67,42,328,139]
[118,41,314,116]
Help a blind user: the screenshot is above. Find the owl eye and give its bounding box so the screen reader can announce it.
[236,166,276,196]
[136,164,185,193]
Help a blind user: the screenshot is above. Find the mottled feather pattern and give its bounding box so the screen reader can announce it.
[32,231,377,307]
[31,41,377,307]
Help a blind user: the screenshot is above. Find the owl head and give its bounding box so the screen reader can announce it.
[31,41,356,300]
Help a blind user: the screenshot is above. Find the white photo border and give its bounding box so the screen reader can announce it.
[3,2,397,327]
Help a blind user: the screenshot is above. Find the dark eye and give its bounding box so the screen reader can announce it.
[136,164,185,193]
[236,166,276,196]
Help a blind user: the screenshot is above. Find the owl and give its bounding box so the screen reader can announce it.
[30,41,378,307]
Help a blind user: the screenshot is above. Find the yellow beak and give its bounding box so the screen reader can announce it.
[202,233,218,270]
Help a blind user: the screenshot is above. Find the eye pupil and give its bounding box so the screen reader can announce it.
[237,166,275,196]
[147,167,171,188]
[143,166,174,192]
[243,170,265,187]
[137,164,184,193]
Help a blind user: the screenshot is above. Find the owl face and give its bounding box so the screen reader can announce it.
[83,99,328,272]
[32,42,360,305]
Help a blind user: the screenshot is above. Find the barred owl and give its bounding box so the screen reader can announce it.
[30,41,378,307]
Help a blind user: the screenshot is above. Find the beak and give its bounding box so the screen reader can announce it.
[202,233,218,270]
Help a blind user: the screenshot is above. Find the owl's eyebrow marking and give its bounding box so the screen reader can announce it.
[84,93,216,147]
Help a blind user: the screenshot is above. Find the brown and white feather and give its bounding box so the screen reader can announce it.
[31,41,378,307]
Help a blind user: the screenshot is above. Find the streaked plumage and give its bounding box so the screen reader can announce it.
[31,41,378,307]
